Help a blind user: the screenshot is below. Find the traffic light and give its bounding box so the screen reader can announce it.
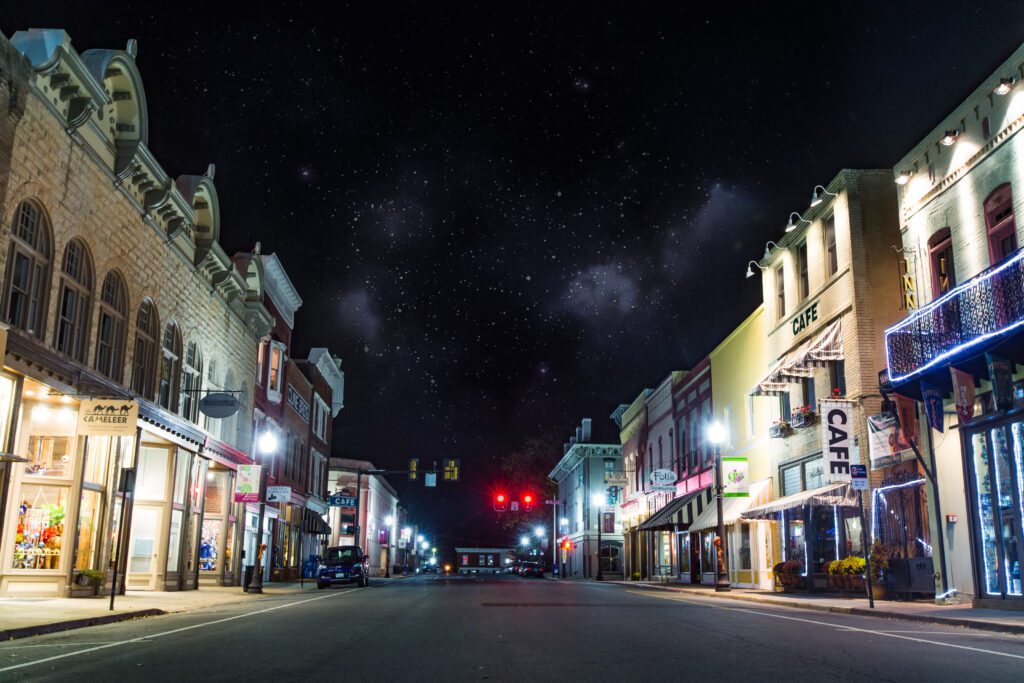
[522,493,534,512]
[494,493,508,512]
[408,458,419,482]
[561,539,573,551]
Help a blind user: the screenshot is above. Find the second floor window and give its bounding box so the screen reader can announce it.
[95,272,127,381]
[267,341,285,400]
[928,228,956,298]
[131,300,160,399]
[4,201,51,338]
[775,264,786,321]
[797,242,809,302]
[159,323,183,411]
[824,215,838,276]
[180,341,203,423]
[54,239,93,362]
[985,183,1017,265]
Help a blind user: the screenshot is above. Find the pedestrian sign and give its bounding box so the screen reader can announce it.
[850,464,868,491]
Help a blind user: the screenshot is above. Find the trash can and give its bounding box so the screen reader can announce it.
[243,565,255,592]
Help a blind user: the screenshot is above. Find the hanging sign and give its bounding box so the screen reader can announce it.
[920,381,945,433]
[722,457,749,497]
[867,413,912,469]
[604,471,629,485]
[950,367,975,422]
[266,485,291,503]
[985,353,1015,411]
[199,393,239,419]
[820,399,853,482]
[850,464,868,491]
[328,494,357,508]
[649,469,677,486]
[893,394,918,443]
[234,464,262,502]
[77,399,137,436]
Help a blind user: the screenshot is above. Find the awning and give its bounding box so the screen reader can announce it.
[688,479,772,533]
[741,482,858,520]
[637,486,713,531]
[750,320,844,396]
[303,510,331,535]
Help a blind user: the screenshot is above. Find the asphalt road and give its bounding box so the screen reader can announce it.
[1,575,1023,681]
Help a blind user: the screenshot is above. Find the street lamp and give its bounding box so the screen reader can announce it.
[417,534,424,543]
[591,492,606,581]
[248,428,278,594]
[384,515,394,577]
[521,535,530,548]
[534,526,545,538]
[707,421,730,592]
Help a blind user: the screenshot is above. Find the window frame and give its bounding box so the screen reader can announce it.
[775,264,786,322]
[797,241,809,302]
[180,340,203,423]
[823,214,838,277]
[95,272,128,381]
[54,238,94,362]
[3,200,52,339]
[158,323,183,412]
[131,300,160,399]
[267,341,285,402]
[984,183,1018,265]
[928,228,956,299]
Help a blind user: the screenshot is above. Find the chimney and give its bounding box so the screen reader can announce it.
[575,427,583,442]
[581,418,592,443]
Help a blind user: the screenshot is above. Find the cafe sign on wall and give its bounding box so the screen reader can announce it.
[77,399,137,436]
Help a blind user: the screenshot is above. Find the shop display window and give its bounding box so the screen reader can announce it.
[74,489,103,570]
[739,524,752,570]
[24,434,74,479]
[167,509,183,573]
[83,436,110,487]
[971,432,1000,595]
[678,534,690,574]
[223,520,235,574]
[0,373,16,449]
[12,485,68,570]
[172,451,190,505]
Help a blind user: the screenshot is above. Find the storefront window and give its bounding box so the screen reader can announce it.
[172,451,190,505]
[11,484,68,570]
[785,509,807,574]
[842,511,863,557]
[74,489,103,570]
[83,436,110,487]
[740,524,752,570]
[24,433,74,478]
[223,519,235,575]
[136,447,169,501]
[993,428,1021,596]
[810,506,837,574]
[167,509,183,573]
[701,532,716,574]
[678,534,690,574]
[0,373,17,449]
[971,432,1000,595]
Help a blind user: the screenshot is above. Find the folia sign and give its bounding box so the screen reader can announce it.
[820,399,853,483]
[77,399,137,436]
[649,469,677,486]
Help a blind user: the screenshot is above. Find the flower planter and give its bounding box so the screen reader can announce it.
[791,412,818,428]
[871,583,888,600]
[849,575,865,592]
[769,423,794,439]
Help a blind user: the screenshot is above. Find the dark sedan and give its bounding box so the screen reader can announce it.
[317,545,370,588]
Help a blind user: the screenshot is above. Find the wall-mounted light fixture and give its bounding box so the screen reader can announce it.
[785,212,809,233]
[994,77,1015,96]
[940,129,959,146]
[809,185,836,208]
[764,241,780,259]
[745,260,766,279]
[895,170,913,185]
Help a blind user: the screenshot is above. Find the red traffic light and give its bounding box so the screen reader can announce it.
[523,493,534,511]
[562,540,573,551]
[494,493,508,512]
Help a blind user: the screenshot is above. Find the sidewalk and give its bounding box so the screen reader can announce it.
[609,580,1024,635]
[0,580,319,641]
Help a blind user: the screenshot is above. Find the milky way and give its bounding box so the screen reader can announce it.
[8,1,1022,545]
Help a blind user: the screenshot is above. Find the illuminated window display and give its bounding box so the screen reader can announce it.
[12,485,68,570]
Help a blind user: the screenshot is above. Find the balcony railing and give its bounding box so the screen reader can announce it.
[885,247,1024,384]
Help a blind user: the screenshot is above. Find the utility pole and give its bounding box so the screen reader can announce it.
[545,498,560,577]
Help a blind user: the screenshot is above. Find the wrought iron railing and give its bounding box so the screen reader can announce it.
[885,247,1024,383]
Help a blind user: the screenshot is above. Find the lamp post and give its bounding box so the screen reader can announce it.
[384,515,394,577]
[708,421,730,592]
[591,492,605,581]
[248,429,278,594]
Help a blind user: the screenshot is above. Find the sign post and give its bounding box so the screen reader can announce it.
[850,463,874,609]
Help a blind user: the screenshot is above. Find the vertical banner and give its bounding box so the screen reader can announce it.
[893,394,918,443]
[722,457,749,497]
[234,464,262,502]
[950,368,975,422]
[820,400,853,482]
[985,353,1015,411]
[920,381,945,433]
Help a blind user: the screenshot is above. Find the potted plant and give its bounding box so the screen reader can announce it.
[844,556,866,591]
[631,571,641,581]
[869,541,889,600]
[773,559,805,590]
[831,387,844,399]
[791,405,818,428]
[826,559,842,589]
[74,569,106,595]
[769,419,794,438]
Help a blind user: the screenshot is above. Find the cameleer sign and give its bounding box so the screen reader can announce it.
[77,399,137,436]
[820,399,852,483]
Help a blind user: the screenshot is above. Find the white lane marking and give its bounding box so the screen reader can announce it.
[0,588,360,673]
[627,591,1024,661]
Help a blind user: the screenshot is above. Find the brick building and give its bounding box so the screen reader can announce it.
[0,29,273,597]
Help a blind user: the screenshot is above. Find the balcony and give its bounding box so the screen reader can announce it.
[885,247,1024,384]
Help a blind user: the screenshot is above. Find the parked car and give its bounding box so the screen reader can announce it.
[422,564,439,574]
[317,545,370,589]
[519,561,544,578]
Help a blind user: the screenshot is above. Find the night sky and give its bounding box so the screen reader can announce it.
[6,3,1024,548]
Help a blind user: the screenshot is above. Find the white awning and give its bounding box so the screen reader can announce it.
[689,479,772,532]
[750,320,844,396]
[741,482,858,519]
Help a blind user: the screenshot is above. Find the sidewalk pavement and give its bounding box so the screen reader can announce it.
[608,580,1024,635]
[0,575,409,642]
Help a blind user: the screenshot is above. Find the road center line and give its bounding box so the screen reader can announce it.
[625,591,1024,661]
[0,588,360,674]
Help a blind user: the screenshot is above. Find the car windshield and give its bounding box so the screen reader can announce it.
[325,548,361,562]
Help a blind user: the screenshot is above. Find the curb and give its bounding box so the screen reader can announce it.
[0,608,166,642]
[611,582,1024,636]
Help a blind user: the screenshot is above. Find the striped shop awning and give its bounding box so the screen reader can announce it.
[638,486,714,531]
[750,319,844,396]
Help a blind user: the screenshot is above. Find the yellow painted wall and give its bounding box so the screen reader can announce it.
[708,305,772,482]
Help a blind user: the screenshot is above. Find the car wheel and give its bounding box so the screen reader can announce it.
[317,582,327,590]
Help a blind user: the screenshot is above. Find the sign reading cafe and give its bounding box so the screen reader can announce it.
[77,399,138,437]
[820,399,852,483]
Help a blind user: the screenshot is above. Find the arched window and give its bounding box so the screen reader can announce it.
[131,300,160,399]
[985,184,1017,265]
[928,228,956,298]
[180,340,203,423]
[95,272,128,380]
[3,200,52,338]
[54,239,93,361]
[158,323,182,411]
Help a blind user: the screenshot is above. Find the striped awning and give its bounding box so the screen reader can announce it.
[688,479,772,533]
[741,482,858,519]
[750,320,844,396]
[638,486,713,531]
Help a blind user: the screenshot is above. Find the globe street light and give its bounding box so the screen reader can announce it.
[534,526,545,538]
[591,492,606,581]
[421,541,430,551]
[707,421,730,592]
[248,428,278,594]
[521,535,530,548]
[417,534,424,543]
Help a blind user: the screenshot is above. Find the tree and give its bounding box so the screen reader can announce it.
[497,433,560,532]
